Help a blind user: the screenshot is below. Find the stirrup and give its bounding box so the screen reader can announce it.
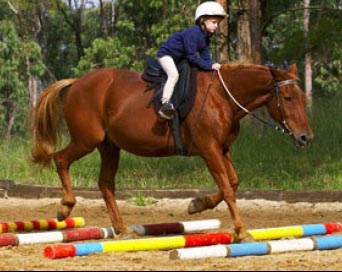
[158,102,175,120]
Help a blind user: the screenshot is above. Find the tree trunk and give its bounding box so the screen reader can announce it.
[2,100,17,139]
[304,0,313,115]
[99,0,108,37]
[216,0,229,62]
[249,0,262,64]
[236,0,252,63]
[55,0,85,59]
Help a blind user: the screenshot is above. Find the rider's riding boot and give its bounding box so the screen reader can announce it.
[158,101,175,120]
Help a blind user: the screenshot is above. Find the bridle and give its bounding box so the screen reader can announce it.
[217,69,297,136]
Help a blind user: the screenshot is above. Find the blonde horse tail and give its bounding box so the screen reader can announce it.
[31,79,78,168]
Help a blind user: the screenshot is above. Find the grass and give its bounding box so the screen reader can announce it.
[1,95,342,190]
[128,192,157,206]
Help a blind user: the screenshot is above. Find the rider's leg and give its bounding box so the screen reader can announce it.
[157,56,179,119]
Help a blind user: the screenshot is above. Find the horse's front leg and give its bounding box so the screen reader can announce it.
[188,151,240,212]
[190,150,247,240]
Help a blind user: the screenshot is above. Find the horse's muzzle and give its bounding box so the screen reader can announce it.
[293,132,314,148]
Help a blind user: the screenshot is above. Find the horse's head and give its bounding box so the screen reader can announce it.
[267,64,314,148]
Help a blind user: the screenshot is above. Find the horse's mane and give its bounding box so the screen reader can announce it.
[221,62,299,80]
[222,62,269,72]
[220,63,270,77]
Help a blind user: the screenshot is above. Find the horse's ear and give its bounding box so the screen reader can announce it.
[269,66,280,79]
[288,64,298,75]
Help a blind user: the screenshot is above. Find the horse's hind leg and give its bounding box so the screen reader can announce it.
[188,191,223,214]
[54,142,96,221]
[97,139,130,236]
[188,152,239,213]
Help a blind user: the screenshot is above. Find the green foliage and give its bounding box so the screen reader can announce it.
[310,14,342,95]
[73,37,142,75]
[3,0,342,114]
[74,0,198,74]
[0,18,44,137]
[128,192,157,206]
[41,5,78,79]
[0,20,26,99]
[262,2,342,95]
[22,41,45,77]
[315,58,342,95]
[0,0,13,18]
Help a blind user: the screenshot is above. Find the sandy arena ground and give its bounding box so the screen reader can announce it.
[1,196,342,271]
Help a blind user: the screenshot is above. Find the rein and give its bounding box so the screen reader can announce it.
[217,69,297,136]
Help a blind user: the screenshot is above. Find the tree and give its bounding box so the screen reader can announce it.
[1,0,45,138]
[0,20,44,137]
[261,0,342,97]
[249,0,263,64]
[304,0,313,114]
[7,0,42,110]
[216,0,230,62]
[236,0,252,63]
[74,0,199,74]
[55,0,86,60]
[310,0,342,96]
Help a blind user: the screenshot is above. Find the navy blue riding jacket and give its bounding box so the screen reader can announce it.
[156,25,213,71]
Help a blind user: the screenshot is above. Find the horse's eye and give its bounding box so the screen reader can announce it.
[284,96,292,102]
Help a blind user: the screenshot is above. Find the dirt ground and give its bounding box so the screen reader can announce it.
[1,195,342,271]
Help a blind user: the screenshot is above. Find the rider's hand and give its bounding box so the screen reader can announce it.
[212,63,221,70]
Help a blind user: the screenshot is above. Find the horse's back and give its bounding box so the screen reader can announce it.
[63,68,146,115]
[62,68,174,154]
[67,68,141,99]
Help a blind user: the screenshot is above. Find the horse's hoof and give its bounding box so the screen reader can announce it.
[188,199,198,214]
[115,232,139,240]
[241,235,254,243]
[56,210,66,222]
[235,231,254,243]
[56,204,71,221]
[188,198,205,214]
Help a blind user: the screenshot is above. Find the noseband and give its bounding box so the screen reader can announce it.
[217,70,297,136]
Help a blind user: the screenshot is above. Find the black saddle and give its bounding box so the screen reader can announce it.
[141,58,198,155]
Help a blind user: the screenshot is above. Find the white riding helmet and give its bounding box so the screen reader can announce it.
[195,2,227,21]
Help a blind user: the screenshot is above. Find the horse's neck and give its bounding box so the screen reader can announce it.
[221,65,274,113]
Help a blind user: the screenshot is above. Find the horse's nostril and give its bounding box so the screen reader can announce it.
[298,133,313,146]
[301,135,308,143]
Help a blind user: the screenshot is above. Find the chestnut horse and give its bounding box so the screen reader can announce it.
[31,63,313,240]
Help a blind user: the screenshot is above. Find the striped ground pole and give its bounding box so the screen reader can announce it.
[169,234,342,260]
[44,222,342,259]
[0,217,85,233]
[44,232,234,259]
[247,222,342,241]
[0,219,221,247]
[0,227,115,247]
[169,222,342,260]
[128,219,221,236]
